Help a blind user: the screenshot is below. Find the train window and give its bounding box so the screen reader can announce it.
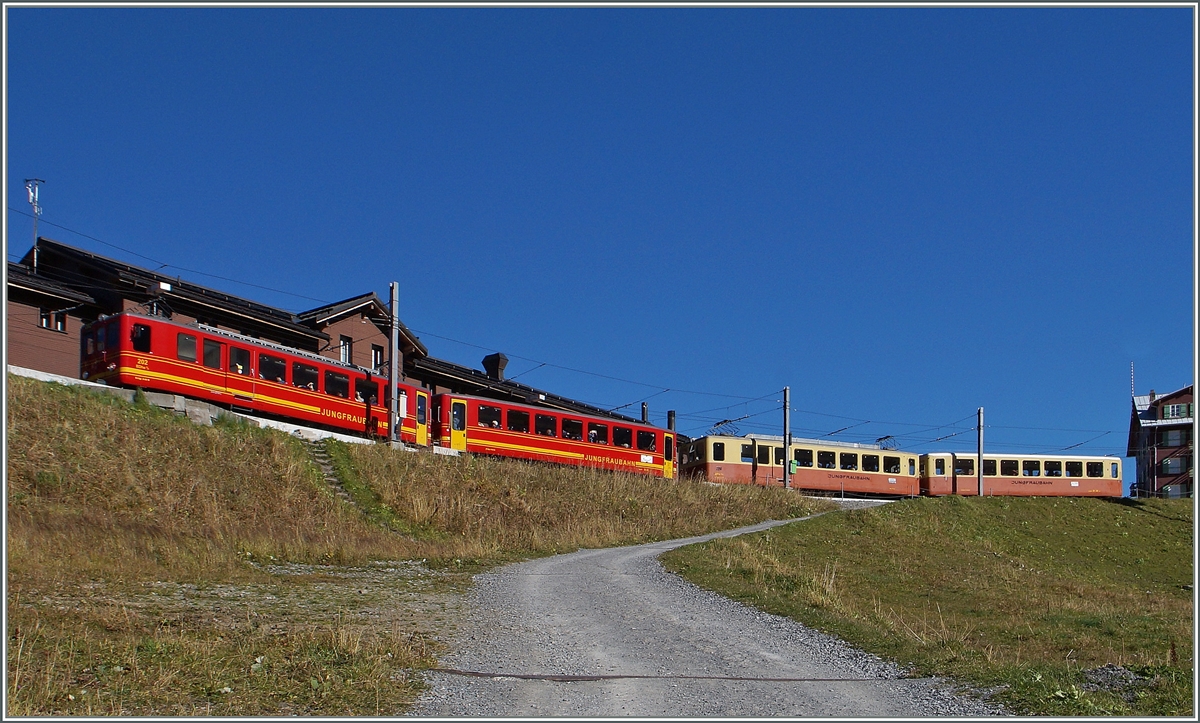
[260,354,287,384]
[1111,462,1119,478]
[712,442,725,461]
[1022,460,1041,477]
[638,431,657,452]
[757,445,771,465]
[452,402,466,431]
[795,449,813,467]
[84,331,95,356]
[774,447,785,465]
[1001,459,1019,476]
[131,324,152,353]
[535,414,557,437]
[613,427,633,448]
[97,325,106,352]
[292,362,318,390]
[507,409,529,433]
[562,418,583,441]
[324,371,350,398]
[665,436,673,462]
[1086,461,1103,478]
[1044,460,1063,477]
[417,396,427,425]
[840,453,858,471]
[883,456,900,474]
[817,451,836,469]
[863,454,880,472]
[909,458,916,476]
[177,333,197,362]
[478,405,502,428]
[741,444,755,463]
[954,458,974,476]
[355,378,380,405]
[587,423,608,444]
[934,458,945,476]
[203,339,222,370]
[230,347,252,376]
[982,459,997,476]
[1065,461,1083,477]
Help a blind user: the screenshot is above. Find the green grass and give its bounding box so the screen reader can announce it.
[661,495,1194,716]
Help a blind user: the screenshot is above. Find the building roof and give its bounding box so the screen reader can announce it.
[297,291,427,357]
[6,261,95,305]
[21,238,328,346]
[1127,384,1194,456]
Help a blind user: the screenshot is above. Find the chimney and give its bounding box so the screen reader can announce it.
[482,353,508,381]
[1150,389,1156,402]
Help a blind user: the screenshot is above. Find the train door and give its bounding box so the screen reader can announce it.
[200,338,226,395]
[664,433,674,478]
[416,392,429,446]
[449,398,467,451]
[227,345,255,402]
[398,389,408,441]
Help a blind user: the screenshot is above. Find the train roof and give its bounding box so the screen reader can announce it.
[694,433,883,450]
[412,355,651,427]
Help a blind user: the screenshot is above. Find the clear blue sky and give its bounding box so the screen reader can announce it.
[6,7,1195,492]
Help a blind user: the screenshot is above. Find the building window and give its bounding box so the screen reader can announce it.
[1160,428,1192,447]
[1162,403,1193,420]
[1161,457,1189,475]
[340,335,353,364]
[371,344,384,370]
[39,309,67,333]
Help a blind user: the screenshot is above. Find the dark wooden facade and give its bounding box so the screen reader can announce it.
[1127,385,1194,498]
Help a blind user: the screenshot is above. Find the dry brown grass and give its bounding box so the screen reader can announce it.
[7,375,829,714]
[330,438,830,562]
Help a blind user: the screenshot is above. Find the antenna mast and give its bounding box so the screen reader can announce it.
[25,178,44,270]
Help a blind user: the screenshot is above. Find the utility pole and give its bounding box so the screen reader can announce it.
[25,179,44,270]
[389,282,400,446]
[783,386,791,489]
[977,407,984,496]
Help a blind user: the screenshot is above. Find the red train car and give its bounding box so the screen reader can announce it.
[919,453,1123,498]
[430,392,675,477]
[79,312,429,444]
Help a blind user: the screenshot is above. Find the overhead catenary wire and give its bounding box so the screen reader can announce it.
[7,209,1131,450]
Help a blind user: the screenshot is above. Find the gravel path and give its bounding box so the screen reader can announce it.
[409,508,1009,717]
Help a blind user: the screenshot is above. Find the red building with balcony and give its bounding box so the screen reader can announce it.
[1127,384,1194,498]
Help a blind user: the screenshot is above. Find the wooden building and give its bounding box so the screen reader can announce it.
[1127,384,1194,498]
[6,237,649,429]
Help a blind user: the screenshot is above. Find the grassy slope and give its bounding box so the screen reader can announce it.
[6,375,831,715]
[661,495,1194,716]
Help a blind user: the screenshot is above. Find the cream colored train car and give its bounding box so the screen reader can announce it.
[680,434,920,497]
[920,453,1123,497]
